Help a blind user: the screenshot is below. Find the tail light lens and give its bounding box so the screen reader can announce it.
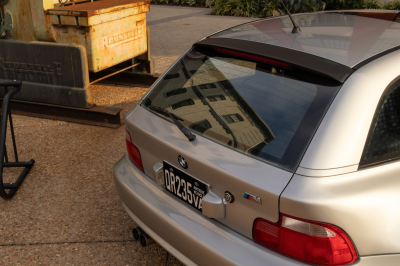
[253,214,357,266]
[125,130,144,172]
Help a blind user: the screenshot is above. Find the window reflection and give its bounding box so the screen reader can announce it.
[145,49,339,171]
[171,98,194,110]
[190,120,212,133]
[223,114,244,124]
[207,95,226,102]
[166,88,187,98]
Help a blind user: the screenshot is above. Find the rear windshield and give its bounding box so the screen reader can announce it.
[142,46,341,172]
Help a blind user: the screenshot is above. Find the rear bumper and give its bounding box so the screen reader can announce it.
[113,155,400,266]
[114,155,305,266]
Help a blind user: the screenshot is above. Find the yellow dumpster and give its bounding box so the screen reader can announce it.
[47,0,150,72]
[1,0,152,108]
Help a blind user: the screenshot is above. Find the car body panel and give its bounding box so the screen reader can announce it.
[212,12,400,68]
[358,254,400,266]
[295,164,358,177]
[114,155,306,266]
[125,105,293,237]
[297,49,400,172]
[115,155,400,265]
[282,159,400,255]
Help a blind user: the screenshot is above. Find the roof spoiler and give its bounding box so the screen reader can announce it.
[194,38,354,84]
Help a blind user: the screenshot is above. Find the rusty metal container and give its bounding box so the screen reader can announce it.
[47,0,150,72]
[1,0,152,108]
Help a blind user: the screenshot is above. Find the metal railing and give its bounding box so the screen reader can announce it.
[0,80,35,199]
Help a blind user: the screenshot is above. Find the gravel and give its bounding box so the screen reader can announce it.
[0,84,183,265]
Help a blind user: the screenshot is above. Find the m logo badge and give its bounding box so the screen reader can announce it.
[244,192,262,205]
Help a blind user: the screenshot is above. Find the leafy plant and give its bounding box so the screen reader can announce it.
[382,0,400,9]
[363,0,382,8]
[150,0,400,17]
[227,0,260,17]
[260,0,326,17]
[151,0,208,5]
[260,0,281,17]
[205,0,217,7]
[196,0,207,5]
[324,0,363,10]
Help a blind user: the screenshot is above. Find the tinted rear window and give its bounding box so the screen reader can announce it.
[142,47,341,172]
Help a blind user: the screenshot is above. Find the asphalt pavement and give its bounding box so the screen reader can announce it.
[0,5,255,265]
[147,5,254,75]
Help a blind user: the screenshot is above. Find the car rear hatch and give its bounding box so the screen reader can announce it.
[125,40,346,239]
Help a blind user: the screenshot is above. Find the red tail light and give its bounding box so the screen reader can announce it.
[253,214,357,266]
[125,130,144,172]
[215,48,289,68]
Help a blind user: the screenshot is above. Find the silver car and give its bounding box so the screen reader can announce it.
[114,10,400,266]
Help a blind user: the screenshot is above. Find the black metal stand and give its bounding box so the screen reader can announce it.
[0,80,35,199]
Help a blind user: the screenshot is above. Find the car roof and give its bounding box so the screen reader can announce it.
[209,11,400,68]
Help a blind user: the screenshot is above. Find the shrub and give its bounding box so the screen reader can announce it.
[363,0,383,8]
[382,0,400,9]
[220,0,260,17]
[260,0,280,17]
[205,0,326,17]
[324,0,363,10]
[150,0,400,16]
[150,0,206,5]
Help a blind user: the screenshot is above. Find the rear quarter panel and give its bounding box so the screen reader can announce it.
[282,161,400,256]
[284,50,400,256]
[299,50,400,170]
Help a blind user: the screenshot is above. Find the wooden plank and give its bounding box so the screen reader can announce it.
[54,0,95,7]
[48,0,150,17]
[0,99,123,129]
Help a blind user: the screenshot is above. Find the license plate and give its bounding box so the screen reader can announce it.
[163,161,209,212]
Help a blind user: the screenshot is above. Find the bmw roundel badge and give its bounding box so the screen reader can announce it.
[178,155,188,169]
